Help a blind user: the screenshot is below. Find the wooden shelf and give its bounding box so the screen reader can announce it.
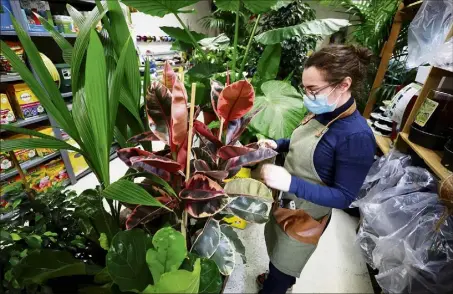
[400,132,452,181]
[375,134,393,155]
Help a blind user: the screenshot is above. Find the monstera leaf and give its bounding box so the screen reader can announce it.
[146,81,172,144]
[250,80,307,139]
[122,0,199,17]
[217,80,255,122]
[225,178,273,224]
[255,18,351,45]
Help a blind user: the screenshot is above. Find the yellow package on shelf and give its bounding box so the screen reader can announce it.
[44,158,69,186]
[0,93,16,124]
[35,126,56,157]
[65,138,89,176]
[26,165,51,193]
[8,134,36,163]
[6,83,45,119]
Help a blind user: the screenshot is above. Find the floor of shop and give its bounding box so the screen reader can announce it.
[69,158,374,294]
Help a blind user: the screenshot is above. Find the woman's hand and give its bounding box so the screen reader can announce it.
[260,164,292,192]
[258,139,277,150]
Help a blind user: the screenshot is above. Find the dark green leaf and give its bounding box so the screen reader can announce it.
[254,44,281,84]
[106,229,153,292]
[227,196,270,223]
[214,0,240,12]
[220,224,246,264]
[122,0,199,17]
[255,18,351,45]
[94,267,112,284]
[198,34,230,51]
[211,232,235,275]
[160,26,207,44]
[36,14,73,65]
[0,138,80,153]
[243,0,279,13]
[146,227,187,282]
[191,218,220,258]
[103,180,166,207]
[181,254,223,294]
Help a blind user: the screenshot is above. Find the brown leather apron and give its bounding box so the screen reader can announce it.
[264,102,357,277]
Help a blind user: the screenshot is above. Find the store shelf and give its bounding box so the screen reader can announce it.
[0,74,22,82]
[375,134,393,155]
[1,114,49,133]
[0,152,60,181]
[400,132,452,181]
[28,31,77,38]
[61,92,72,98]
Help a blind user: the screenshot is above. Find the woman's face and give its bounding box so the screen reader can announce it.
[301,66,350,105]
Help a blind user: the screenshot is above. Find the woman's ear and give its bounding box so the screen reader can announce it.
[339,76,352,93]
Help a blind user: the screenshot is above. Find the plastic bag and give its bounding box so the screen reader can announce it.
[355,151,453,293]
[407,0,453,69]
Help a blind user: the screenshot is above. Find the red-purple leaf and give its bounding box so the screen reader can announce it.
[217,146,256,161]
[185,197,230,218]
[117,147,154,166]
[226,107,263,144]
[171,79,188,147]
[146,81,172,144]
[194,160,229,181]
[193,120,223,148]
[176,135,188,171]
[192,147,217,169]
[179,174,226,201]
[135,164,172,182]
[217,80,255,122]
[210,79,224,118]
[224,148,278,170]
[126,196,176,230]
[162,61,177,90]
[130,154,182,173]
[127,131,160,143]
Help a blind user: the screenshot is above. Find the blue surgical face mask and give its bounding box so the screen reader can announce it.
[303,85,340,115]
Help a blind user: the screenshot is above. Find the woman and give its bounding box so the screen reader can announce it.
[257,44,376,294]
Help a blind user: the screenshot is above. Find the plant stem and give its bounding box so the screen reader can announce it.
[239,14,261,77]
[231,1,241,82]
[174,13,207,60]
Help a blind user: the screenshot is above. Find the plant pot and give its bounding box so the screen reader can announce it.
[409,124,448,150]
[442,140,453,172]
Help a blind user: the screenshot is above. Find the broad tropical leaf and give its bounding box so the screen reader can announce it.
[143,259,201,293]
[122,0,199,17]
[198,34,230,51]
[180,174,226,201]
[225,107,262,144]
[185,197,230,218]
[217,80,255,122]
[160,26,207,44]
[250,80,306,139]
[220,224,246,264]
[118,148,173,181]
[126,198,176,230]
[227,196,271,223]
[192,147,216,169]
[146,81,172,144]
[211,232,235,275]
[171,79,189,147]
[181,254,223,294]
[129,154,182,173]
[255,18,351,45]
[253,44,281,84]
[66,4,86,27]
[193,121,224,148]
[214,0,240,11]
[243,0,279,13]
[103,180,167,207]
[146,227,187,282]
[194,160,229,181]
[191,218,221,258]
[0,139,81,153]
[224,178,273,201]
[224,148,278,170]
[106,229,153,292]
[217,146,255,161]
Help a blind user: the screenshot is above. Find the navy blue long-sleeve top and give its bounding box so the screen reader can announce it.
[276,97,376,209]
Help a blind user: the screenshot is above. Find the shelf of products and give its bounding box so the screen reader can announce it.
[28,31,77,38]
[0,151,60,181]
[400,132,452,181]
[0,74,22,82]
[374,134,392,155]
[0,114,49,133]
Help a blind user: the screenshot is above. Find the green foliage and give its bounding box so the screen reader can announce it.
[181,253,223,294]
[102,179,167,207]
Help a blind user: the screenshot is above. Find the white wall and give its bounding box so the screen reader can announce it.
[131,1,213,54]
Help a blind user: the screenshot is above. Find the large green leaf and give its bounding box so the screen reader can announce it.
[214,0,240,12]
[85,29,110,185]
[143,259,201,293]
[227,196,270,223]
[198,34,230,51]
[13,250,95,285]
[102,179,166,207]
[0,139,80,153]
[211,232,235,276]
[146,227,187,282]
[191,218,220,259]
[36,14,73,65]
[253,44,281,85]
[160,26,207,44]
[106,229,153,292]
[224,178,273,201]
[255,18,351,45]
[250,80,306,139]
[122,0,199,17]
[181,253,223,294]
[67,4,86,28]
[243,0,279,13]
[220,225,246,265]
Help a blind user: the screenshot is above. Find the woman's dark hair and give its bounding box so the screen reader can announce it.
[304,44,373,95]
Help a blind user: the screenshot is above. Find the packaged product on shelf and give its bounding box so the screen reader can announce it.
[8,134,36,163]
[0,176,23,198]
[6,83,45,119]
[0,41,24,74]
[19,0,54,32]
[66,137,88,176]
[55,64,72,93]
[34,126,56,157]
[53,15,76,34]
[0,150,14,173]
[0,93,16,124]
[26,164,51,192]
[44,158,69,186]
[0,0,14,31]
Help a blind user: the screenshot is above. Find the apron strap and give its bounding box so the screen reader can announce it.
[315,101,357,137]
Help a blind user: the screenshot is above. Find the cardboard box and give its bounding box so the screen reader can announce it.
[19,0,53,32]
[0,0,14,31]
[0,150,14,173]
[0,93,16,124]
[26,164,51,192]
[8,134,37,163]
[34,126,56,157]
[7,83,45,119]
[0,41,24,74]
[44,158,68,186]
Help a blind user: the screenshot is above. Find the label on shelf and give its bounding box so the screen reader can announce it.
[415,98,439,127]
